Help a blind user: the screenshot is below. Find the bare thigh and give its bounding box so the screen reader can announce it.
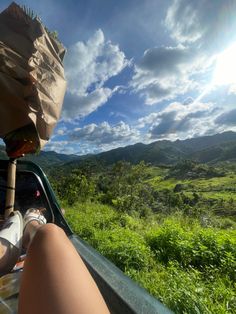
[18,224,109,314]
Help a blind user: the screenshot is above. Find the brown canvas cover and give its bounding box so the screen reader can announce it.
[0,2,67,157]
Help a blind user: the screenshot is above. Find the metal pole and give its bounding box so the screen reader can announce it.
[5,158,17,218]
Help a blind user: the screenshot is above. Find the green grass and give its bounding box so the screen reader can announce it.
[147,167,236,207]
[65,202,236,314]
[148,173,236,191]
[189,175,236,191]
[127,265,236,314]
[200,191,236,201]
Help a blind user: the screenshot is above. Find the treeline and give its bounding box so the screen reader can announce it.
[49,160,236,221]
[51,161,155,216]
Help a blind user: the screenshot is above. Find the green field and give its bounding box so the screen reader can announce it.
[51,161,236,313]
[65,203,236,314]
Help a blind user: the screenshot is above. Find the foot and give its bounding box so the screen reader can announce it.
[23,208,47,250]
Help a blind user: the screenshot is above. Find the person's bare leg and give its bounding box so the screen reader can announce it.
[19,223,109,314]
[0,240,9,268]
[0,239,18,275]
[0,211,23,276]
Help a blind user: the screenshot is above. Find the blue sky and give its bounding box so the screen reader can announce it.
[1,0,236,155]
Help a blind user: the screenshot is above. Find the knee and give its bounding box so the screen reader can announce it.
[25,224,67,264]
[39,223,64,236]
[33,223,65,244]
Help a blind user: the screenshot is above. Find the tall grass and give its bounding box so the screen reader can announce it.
[65,202,236,313]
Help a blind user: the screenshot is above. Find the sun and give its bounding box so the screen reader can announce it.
[213,42,236,86]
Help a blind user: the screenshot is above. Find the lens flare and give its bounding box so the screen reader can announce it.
[213,43,236,86]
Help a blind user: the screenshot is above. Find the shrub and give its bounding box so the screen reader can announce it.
[54,170,95,205]
[146,221,236,279]
[93,227,153,271]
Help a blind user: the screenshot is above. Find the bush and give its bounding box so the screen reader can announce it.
[53,170,95,205]
[93,227,154,271]
[146,220,236,280]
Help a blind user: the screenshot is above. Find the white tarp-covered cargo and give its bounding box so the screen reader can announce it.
[0,2,67,157]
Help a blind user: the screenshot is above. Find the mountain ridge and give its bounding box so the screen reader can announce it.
[65,131,236,168]
[1,131,236,168]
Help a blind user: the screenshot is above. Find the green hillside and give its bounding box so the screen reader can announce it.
[51,159,236,314]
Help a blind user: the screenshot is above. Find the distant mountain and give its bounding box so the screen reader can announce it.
[0,146,77,169]
[23,150,78,169]
[1,131,236,169]
[65,131,236,168]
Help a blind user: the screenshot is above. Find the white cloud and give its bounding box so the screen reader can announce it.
[55,126,68,136]
[136,99,221,140]
[57,130,65,135]
[165,0,203,44]
[165,0,236,50]
[131,45,206,104]
[130,0,236,106]
[138,112,159,128]
[109,111,128,120]
[163,99,213,119]
[44,140,73,154]
[63,29,129,118]
[63,87,113,118]
[68,121,140,152]
[215,109,236,127]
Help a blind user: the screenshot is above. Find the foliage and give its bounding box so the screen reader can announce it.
[21,5,59,40]
[21,5,39,20]
[128,264,236,314]
[53,169,95,205]
[146,220,236,280]
[65,203,236,314]
[56,160,236,313]
[167,160,225,180]
[94,228,153,271]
